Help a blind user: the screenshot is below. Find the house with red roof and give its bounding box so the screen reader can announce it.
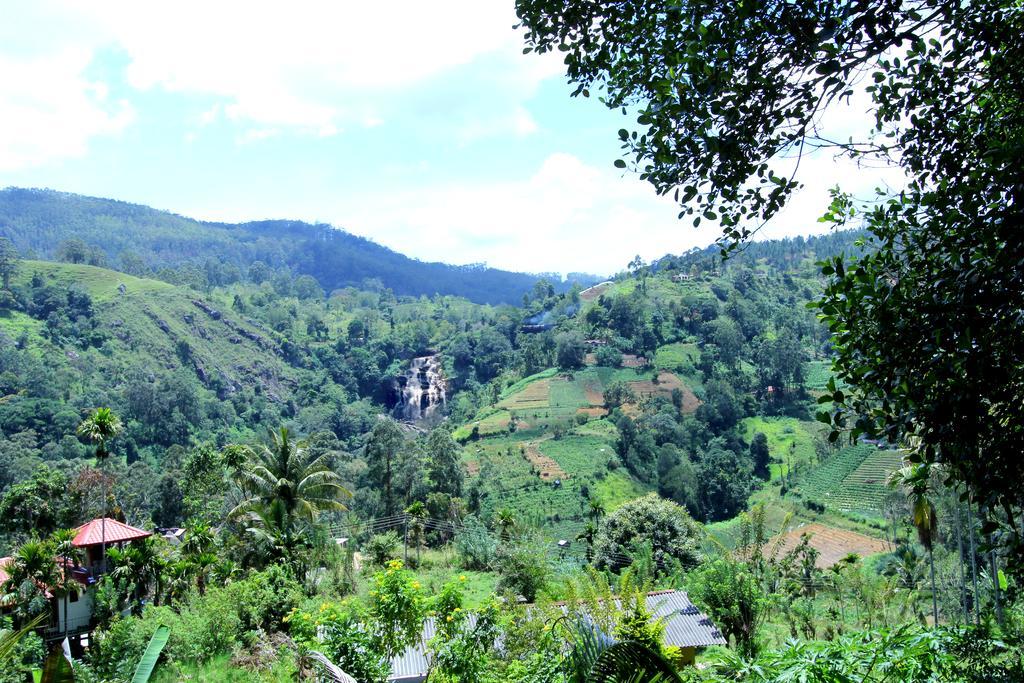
[72,517,152,572]
[0,517,152,646]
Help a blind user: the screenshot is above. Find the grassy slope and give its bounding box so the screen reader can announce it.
[3,260,302,400]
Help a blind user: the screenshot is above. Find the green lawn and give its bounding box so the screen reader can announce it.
[654,342,700,371]
[741,416,820,482]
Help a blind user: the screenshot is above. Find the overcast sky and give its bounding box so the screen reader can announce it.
[0,1,902,276]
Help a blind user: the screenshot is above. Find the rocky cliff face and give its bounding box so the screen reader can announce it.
[391,354,447,424]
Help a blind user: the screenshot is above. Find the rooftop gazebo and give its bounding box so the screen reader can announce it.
[72,518,152,573]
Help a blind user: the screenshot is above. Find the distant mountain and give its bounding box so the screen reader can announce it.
[0,188,598,305]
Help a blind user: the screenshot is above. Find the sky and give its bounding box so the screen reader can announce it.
[0,1,902,276]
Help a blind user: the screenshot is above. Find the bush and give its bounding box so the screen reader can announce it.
[365,531,400,566]
[227,565,303,634]
[595,345,623,367]
[494,540,550,602]
[289,602,389,683]
[592,493,702,573]
[0,625,43,683]
[454,516,496,570]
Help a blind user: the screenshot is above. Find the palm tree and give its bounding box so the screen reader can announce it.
[577,523,598,562]
[164,560,194,606]
[1,541,59,628]
[405,501,427,566]
[180,521,218,596]
[230,428,350,567]
[888,463,939,625]
[77,407,123,573]
[48,529,83,640]
[133,536,165,608]
[588,498,606,524]
[494,508,517,541]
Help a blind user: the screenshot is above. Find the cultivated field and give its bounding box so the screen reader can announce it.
[764,522,890,568]
[794,444,902,515]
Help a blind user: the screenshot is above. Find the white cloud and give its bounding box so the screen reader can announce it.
[333,153,721,275]
[331,148,902,275]
[0,0,560,160]
[0,48,134,172]
[81,0,544,135]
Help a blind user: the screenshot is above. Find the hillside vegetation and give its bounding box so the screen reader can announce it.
[1,217,1007,682]
[0,188,596,305]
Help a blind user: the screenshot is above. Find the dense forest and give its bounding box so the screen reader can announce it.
[0,189,596,306]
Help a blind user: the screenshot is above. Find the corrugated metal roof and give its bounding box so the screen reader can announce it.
[72,518,152,547]
[643,590,727,649]
[387,590,725,682]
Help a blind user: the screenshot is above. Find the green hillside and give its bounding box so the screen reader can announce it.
[790,444,903,517]
[0,188,597,304]
[5,260,291,387]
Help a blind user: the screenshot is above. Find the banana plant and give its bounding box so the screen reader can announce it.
[130,625,170,683]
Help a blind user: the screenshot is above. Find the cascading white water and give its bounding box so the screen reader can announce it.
[393,354,447,423]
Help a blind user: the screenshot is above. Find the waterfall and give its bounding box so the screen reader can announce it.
[392,354,447,423]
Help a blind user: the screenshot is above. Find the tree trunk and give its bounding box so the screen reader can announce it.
[989,548,1003,627]
[929,547,938,626]
[967,500,981,625]
[954,500,968,623]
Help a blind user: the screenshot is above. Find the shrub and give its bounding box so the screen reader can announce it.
[368,560,427,659]
[592,493,702,573]
[595,345,623,367]
[0,625,43,683]
[228,565,304,634]
[289,602,389,683]
[454,516,497,570]
[364,531,400,566]
[494,540,550,602]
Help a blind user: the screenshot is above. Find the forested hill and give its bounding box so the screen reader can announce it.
[0,188,595,305]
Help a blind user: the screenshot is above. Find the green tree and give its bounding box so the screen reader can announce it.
[697,439,755,522]
[555,330,587,370]
[56,238,89,264]
[365,418,405,517]
[0,238,18,290]
[494,539,550,602]
[749,432,771,481]
[368,560,427,660]
[594,344,623,368]
[0,466,71,538]
[592,493,701,572]
[425,427,464,498]
[231,428,350,566]
[688,558,769,658]
[602,381,636,410]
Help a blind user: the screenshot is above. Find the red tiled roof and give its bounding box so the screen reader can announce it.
[72,518,152,547]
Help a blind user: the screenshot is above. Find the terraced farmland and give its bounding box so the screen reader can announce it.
[654,342,700,371]
[847,450,904,486]
[765,523,890,568]
[793,444,901,516]
[460,366,700,442]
